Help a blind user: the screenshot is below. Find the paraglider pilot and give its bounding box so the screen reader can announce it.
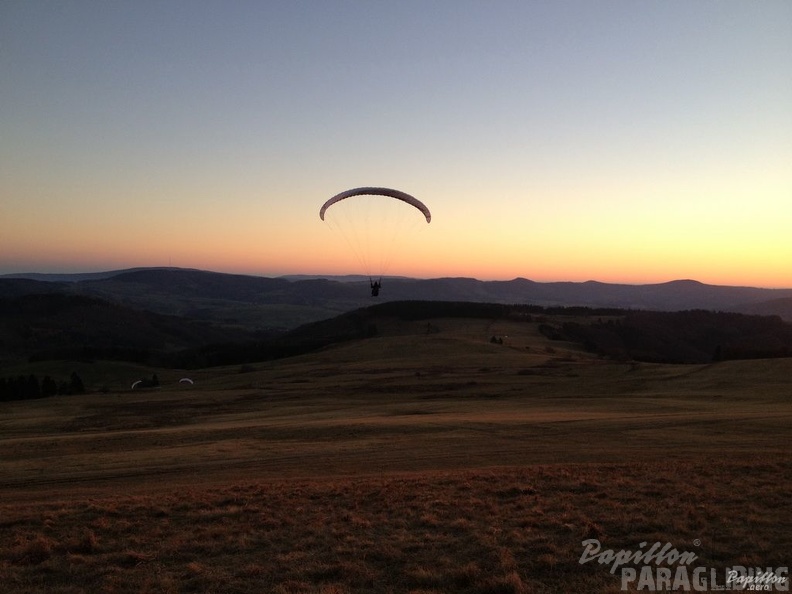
[370,278,381,297]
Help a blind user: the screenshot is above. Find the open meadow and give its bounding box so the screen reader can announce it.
[1,315,790,593]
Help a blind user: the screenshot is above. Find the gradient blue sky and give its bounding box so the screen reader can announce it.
[2,1,790,286]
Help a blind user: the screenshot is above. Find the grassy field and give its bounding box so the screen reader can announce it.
[1,316,790,592]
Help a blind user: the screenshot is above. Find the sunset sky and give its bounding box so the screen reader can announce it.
[2,1,790,287]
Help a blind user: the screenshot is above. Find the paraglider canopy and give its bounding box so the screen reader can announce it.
[320,187,431,223]
[320,186,431,283]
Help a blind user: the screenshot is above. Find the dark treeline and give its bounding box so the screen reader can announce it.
[557,310,792,363]
[0,371,85,402]
[364,300,628,320]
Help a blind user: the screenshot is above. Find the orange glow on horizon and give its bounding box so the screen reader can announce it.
[2,189,789,288]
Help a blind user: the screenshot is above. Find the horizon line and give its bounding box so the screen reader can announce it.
[1,266,791,291]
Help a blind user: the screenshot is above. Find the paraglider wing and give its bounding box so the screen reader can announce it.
[179,378,194,384]
[319,187,431,223]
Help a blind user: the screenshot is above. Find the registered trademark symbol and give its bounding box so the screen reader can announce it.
[693,539,701,547]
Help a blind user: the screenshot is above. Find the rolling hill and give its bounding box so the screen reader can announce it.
[0,292,262,366]
[3,287,792,376]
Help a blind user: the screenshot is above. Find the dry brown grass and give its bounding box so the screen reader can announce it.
[1,460,790,593]
[1,318,791,592]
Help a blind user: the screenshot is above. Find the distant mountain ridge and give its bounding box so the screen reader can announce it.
[1,268,791,330]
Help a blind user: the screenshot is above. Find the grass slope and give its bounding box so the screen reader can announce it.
[0,316,790,593]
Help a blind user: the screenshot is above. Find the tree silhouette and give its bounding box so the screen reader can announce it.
[41,376,58,397]
[69,372,86,395]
